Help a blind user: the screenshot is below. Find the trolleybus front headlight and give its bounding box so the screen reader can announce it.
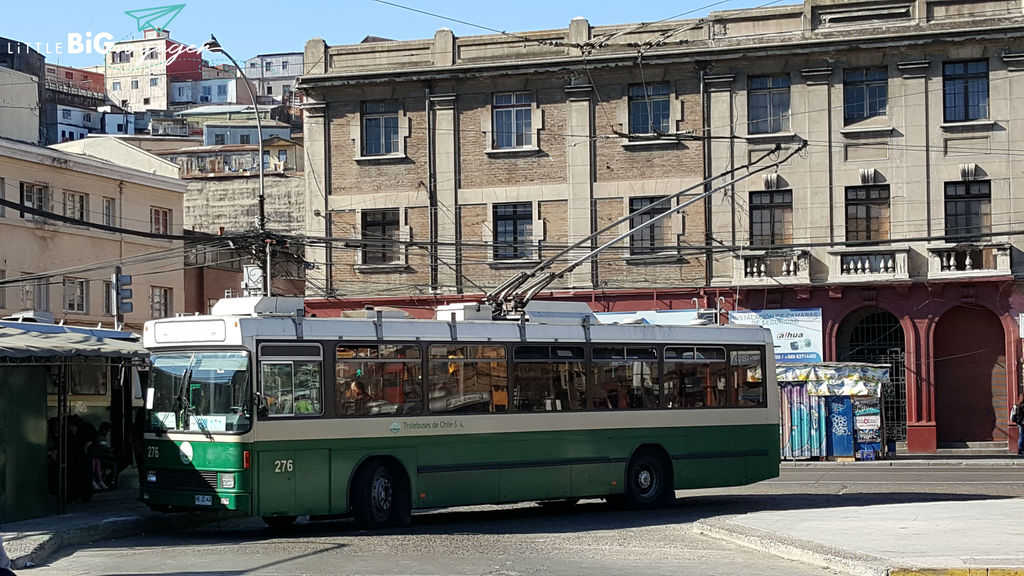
[220,473,235,489]
[146,471,157,484]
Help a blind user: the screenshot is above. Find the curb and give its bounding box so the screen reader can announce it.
[781,459,1024,468]
[888,571,1024,576]
[692,517,889,576]
[9,510,231,569]
[888,565,1024,569]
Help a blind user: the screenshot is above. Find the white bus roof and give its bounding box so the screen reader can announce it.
[143,308,772,350]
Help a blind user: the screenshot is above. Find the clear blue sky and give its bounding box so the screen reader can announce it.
[2,0,785,69]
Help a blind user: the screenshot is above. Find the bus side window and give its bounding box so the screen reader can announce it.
[427,345,507,414]
[730,349,765,407]
[260,359,323,417]
[590,347,658,410]
[336,345,423,417]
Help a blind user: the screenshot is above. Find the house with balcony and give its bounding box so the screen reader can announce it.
[299,0,1024,455]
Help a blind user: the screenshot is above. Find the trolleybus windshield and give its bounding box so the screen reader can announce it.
[148,351,251,433]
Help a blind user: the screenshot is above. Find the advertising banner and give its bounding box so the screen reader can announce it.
[729,308,823,363]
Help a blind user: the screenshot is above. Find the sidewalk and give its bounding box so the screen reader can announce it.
[782,458,1024,468]
[0,470,225,569]
[694,497,1024,576]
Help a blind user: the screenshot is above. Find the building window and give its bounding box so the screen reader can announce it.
[217,84,227,97]
[250,62,257,69]
[144,48,160,61]
[361,208,400,265]
[264,61,272,72]
[151,286,172,319]
[266,85,273,95]
[239,134,251,145]
[944,181,991,239]
[0,176,5,218]
[201,85,211,97]
[361,101,400,156]
[83,112,91,123]
[844,68,887,124]
[112,81,121,91]
[749,190,793,247]
[143,98,151,105]
[63,277,88,313]
[492,91,533,149]
[943,60,989,122]
[493,202,533,260]
[281,60,289,70]
[64,71,73,80]
[263,151,270,169]
[748,75,791,134]
[214,133,225,145]
[63,191,89,222]
[103,280,113,315]
[102,197,116,226]
[629,196,671,255]
[22,275,50,312]
[62,109,72,120]
[19,182,50,219]
[0,270,6,310]
[151,206,171,235]
[278,150,287,165]
[628,82,671,135]
[131,79,139,90]
[149,77,159,87]
[845,186,890,241]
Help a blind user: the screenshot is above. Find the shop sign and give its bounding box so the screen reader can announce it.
[729,308,823,363]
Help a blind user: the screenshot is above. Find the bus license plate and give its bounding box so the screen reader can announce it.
[195,495,213,506]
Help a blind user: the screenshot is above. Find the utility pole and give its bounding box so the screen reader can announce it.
[203,35,271,296]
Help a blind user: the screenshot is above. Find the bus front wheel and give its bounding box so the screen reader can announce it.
[625,450,668,508]
[352,459,411,529]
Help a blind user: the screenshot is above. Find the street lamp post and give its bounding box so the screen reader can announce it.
[202,34,271,296]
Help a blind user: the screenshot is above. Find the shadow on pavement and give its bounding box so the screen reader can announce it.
[93,490,1011,544]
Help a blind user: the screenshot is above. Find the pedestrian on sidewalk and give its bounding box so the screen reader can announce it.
[1013,397,1024,456]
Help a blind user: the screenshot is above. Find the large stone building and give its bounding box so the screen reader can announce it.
[1,138,186,329]
[299,0,1024,454]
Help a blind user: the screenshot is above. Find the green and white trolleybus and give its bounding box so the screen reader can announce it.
[141,297,779,528]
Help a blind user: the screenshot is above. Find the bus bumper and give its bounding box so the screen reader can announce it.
[141,488,251,513]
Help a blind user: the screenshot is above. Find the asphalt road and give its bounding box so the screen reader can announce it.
[29,464,1024,576]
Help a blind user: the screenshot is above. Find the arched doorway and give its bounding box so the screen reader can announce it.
[933,305,1007,444]
[837,307,906,442]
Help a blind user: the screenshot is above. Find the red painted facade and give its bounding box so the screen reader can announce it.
[164,39,202,82]
[306,279,1023,454]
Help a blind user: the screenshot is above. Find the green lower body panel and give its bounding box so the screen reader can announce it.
[251,423,779,517]
[141,487,250,512]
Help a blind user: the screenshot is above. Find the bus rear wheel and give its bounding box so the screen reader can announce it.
[263,515,297,529]
[353,459,411,529]
[625,451,668,508]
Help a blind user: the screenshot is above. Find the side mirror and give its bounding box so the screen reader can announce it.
[145,387,156,410]
[255,392,269,418]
